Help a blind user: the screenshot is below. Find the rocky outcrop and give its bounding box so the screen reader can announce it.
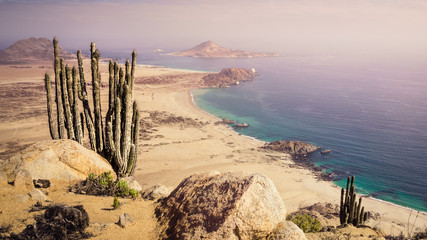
[262,140,319,157]
[0,37,74,64]
[169,41,278,58]
[233,123,250,128]
[203,68,256,88]
[0,139,115,187]
[156,171,306,240]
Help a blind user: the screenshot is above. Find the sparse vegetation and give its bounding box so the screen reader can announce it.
[287,213,322,233]
[70,172,139,198]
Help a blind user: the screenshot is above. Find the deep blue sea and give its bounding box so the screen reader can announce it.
[108,50,427,212]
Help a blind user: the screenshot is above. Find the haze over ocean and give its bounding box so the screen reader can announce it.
[126,51,427,212]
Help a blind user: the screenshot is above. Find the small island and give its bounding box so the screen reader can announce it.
[168,41,278,58]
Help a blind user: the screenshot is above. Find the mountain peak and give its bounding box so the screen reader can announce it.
[0,37,73,64]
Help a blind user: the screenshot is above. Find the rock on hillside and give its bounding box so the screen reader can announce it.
[156,171,306,240]
[0,139,115,188]
[203,67,256,88]
[262,140,320,157]
[0,37,74,64]
[169,41,278,58]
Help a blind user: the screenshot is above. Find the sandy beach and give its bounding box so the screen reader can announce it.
[0,61,426,239]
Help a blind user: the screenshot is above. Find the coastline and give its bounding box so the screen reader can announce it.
[0,62,426,238]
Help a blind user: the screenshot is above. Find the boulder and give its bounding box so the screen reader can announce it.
[28,188,49,202]
[120,177,143,192]
[156,172,296,240]
[117,213,135,228]
[267,221,307,240]
[0,139,115,187]
[142,184,172,200]
[262,140,319,157]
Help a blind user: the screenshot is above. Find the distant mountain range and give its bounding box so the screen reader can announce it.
[169,41,278,58]
[0,37,74,64]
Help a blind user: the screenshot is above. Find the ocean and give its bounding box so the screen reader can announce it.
[113,50,427,212]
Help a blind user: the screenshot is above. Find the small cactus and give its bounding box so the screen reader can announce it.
[339,176,367,226]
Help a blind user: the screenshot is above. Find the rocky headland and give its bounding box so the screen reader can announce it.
[261,140,320,158]
[169,41,278,58]
[203,67,256,88]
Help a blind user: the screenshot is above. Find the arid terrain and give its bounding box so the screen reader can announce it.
[0,59,426,239]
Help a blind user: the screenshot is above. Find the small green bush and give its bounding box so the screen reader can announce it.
[70,172,139,199]
[287,214,322,233]
[113,197,119,210]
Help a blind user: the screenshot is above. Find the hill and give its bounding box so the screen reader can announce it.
[0,37,74,64]
[169,41,278,58]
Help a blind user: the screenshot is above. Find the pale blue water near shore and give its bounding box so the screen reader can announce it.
[108,50,427,212]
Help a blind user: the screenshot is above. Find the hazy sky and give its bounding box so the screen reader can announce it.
[1,0,427,60]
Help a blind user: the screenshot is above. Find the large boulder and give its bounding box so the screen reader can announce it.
[262,140,319,157]
[156,172,303,240]
[0,139,115,187]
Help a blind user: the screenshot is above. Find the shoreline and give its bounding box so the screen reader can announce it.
[188,79,427,215]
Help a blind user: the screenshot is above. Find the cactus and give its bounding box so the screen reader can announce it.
[44,73,58,139]
[43,38,140,177]
[72,67,83,144]
[53,38,66,139]
[91,43,104,154]
[77,50,96,151]
[60,60,75,140]
[339,176,367,226]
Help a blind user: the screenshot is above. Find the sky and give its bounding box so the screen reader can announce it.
[1,0,427,61]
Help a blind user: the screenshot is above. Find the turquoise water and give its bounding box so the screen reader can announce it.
[129,51,427,212]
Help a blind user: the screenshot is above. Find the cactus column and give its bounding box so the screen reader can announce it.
[77,50,96,151]
[72,67,83,144]
[53,38,66,139]
[339,176,368,226]
[44,73,58,139]
[91,42,104,154]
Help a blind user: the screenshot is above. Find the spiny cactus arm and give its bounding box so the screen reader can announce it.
[91,43,104,154]
[105,120,116,164]
[339,188,345,224]
[85,109,97,151]
[118,67,125,98]
[44,73,58,139]
[54,46,65,139]
[77,50,87,101]
[60,60,75,140]
[108,60,115,113]
[114,61,119,100]
[53,37,59,58]
[72,67,83,144]
[129,102,139,176]
[130,51,136,90]
[121,84,132,172]
[66,65,74,111]
[80,112,85,137]
[125,60,130,86]
[77,49,96,150]
[126,144,135,176]
[355,197,362,225]
[114,96,122,166]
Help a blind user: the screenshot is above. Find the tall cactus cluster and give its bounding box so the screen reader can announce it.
[339,176,368,226]
[44,38,139,177]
